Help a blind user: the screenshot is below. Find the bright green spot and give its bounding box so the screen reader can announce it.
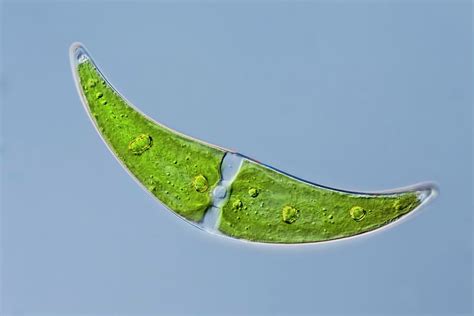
[349,206,366,221]
[87,78,97,88]
[232,199,243,210]
[77,60,225,222]
[282,206,299,224]
[218,159,421,243]
[128,134,152,155]
[193,174,208,193]
[248,188,259,198]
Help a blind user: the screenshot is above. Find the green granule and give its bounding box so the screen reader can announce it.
[218,159,421,243]
[192,175,209,193]
[128,134,152,155]
[281,206,300,224]
[77,60,225,222]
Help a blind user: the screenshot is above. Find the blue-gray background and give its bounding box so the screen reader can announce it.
[1,1,472,315]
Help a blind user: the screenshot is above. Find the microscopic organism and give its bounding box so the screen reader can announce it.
[70,43,437,244]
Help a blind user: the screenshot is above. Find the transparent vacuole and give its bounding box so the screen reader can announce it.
[70,43,437,244]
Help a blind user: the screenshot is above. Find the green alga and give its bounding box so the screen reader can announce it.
[73,45,431,244]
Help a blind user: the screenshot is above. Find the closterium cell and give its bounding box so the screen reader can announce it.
[71,43,435,244]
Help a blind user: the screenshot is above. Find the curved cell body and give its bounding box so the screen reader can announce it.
[72,45,226,222]
[70,43,436,244]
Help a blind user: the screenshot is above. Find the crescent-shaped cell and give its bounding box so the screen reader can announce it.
[70,43,436,244]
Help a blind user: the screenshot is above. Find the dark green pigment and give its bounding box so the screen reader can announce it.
[218,159,421,243]
[77,60,225,221]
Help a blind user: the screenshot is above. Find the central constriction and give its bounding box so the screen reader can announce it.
[70,43,436,244]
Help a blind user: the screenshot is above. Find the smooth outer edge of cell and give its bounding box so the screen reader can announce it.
[70,42,438,247]
[69,42,227,233]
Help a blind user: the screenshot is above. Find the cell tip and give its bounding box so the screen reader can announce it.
[415,182,439,205]
[69,42,90,65]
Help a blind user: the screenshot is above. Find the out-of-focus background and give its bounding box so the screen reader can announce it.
[1,1,472,315]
